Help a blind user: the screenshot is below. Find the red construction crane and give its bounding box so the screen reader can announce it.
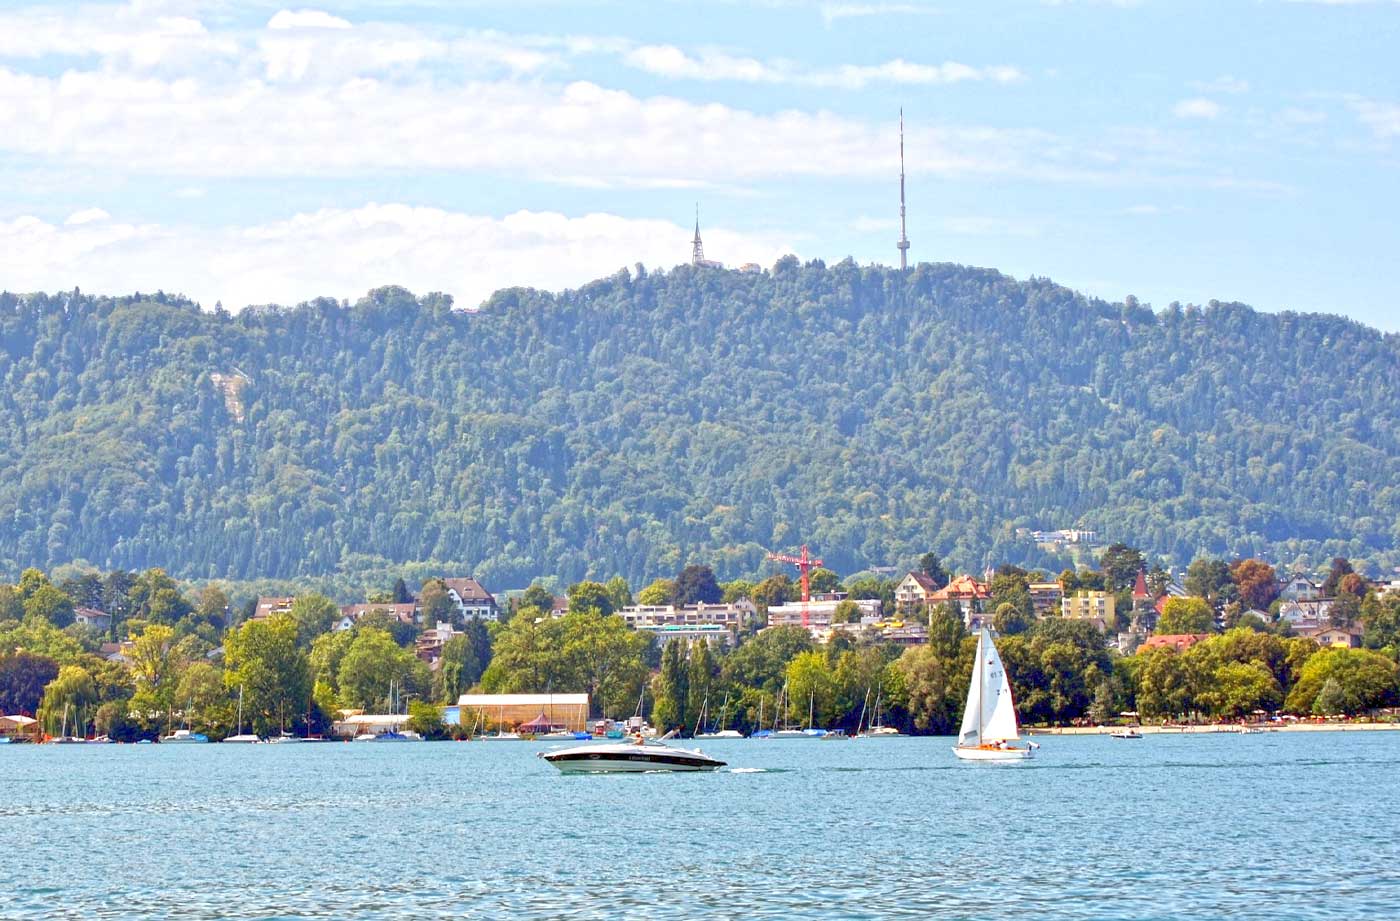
[767,544,824,628]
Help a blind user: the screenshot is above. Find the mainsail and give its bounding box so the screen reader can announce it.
[957,628,1021,747]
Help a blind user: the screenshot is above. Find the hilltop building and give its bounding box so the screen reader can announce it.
[1063,590,1115,624]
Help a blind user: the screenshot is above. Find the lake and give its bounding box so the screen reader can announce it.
[1,732,1396,919]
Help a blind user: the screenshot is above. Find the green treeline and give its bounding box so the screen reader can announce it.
[2,260,1399,588]
[2,555,1398,742]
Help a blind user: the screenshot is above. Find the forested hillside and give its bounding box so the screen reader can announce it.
[2,258,1397,587]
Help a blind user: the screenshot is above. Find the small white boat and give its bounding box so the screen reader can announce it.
[160,729,209,744]
[539,739,726,773]
[479,731,522,741]
[1110,728,1143,739]
[696,729,745,739]
[353,730,422,742]
[953,628,1038,761]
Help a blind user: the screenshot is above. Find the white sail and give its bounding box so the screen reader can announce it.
[979,630,1020,742]
[957,630,986,747]
[957,628,1021,747]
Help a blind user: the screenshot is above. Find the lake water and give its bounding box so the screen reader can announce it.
[1,732,1397,920]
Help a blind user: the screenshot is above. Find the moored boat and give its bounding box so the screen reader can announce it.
[953,628,1038,761]
[160,729,209,744]
[1110,728,1143,739]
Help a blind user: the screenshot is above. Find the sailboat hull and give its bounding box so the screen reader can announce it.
[952,745,1035,761]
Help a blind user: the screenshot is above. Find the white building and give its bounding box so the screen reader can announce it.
[442,577,499,621]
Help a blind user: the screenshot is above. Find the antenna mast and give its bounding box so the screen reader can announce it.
[897,109,910,271]
[691,203,706,266]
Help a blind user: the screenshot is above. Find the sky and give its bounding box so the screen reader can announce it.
[0,0,1397,329]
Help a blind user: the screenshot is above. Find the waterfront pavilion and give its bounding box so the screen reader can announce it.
[456,693,589,733]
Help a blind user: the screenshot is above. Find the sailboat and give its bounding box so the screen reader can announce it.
[858,681,903,738]
[953,628,1038,761]
[770,682,815,739]
[225,686,261,743]
[696,690,744,739]
[480,701,521,741]
[50,702,85,744]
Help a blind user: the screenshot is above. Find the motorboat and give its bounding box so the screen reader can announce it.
[539,739,726,773]
[953,628,1038,761]
[160,729,210,743]
[353,730,422,742]
[1110,728,1143,739]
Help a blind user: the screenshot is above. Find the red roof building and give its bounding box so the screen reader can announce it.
[1133,570,1150,601]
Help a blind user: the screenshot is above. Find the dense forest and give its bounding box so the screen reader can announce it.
[1,258,1397,588]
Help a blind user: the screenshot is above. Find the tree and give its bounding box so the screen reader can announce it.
[652,640,688,731]
[129,568,192,624]
[0,586,21,622]
[193,584,228,622]
[336,628,421,711]
[225,616,312,735]
[566,581,615,617]
[1321,557,1354,598]
[1196,661,1282,718]
[604,576,633,611]
[406,700,446,739]
[418,579,456,626]
[892,645,962,733]
[518,583,555,613]
[721,580,754,603]
[1229,559,1279,611]
[288,593,339,645]
[806,568,840,595]
[1337,572,1367,599]
[23,584,75,628]
[917,552,948,588]
[1157,597,1215,635]
[128,624,183,729]
[38,665,99,736]
[992,602,1032,636]
[439,620,492,701]
[0,652,59,715]
[1185,559,1235,608]
[16,568,50,601]
[672,565,723,606]
[1328,592,1361,629]
[1099,543,1145,592]
[560,611,650,718]
[1283,648,1398,715]
[391,578,413,604]
[637,579,675,606]
[1135,646,1199,719]
[175,662,231,735]
[721,625,812,694]
[785,650,837,727]
[833,600,862,624]
[926,604,965,659]
[1361,593,1400,651]
[752,574,794,610]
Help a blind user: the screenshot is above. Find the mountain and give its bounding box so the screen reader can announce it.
[1,257,1397,587]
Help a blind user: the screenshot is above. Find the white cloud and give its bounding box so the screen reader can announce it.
[819,3,941,25]
[0,1,237,70]
[1279,107,1327,125]
[1348,97,1400,137]
[0,204,795,310]
[266,9,353,31]
[65,207,110,225]
[1192,75,1249,95]
[0,65,1065,184]
[1172,98,1223,119]
[623,44,1023,88]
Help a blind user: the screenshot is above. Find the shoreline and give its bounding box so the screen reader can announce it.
[1026,722,1400,735]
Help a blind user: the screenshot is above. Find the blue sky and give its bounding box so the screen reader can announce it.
[0,0,1396,329]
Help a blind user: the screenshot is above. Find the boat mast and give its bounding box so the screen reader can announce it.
[976,630,985,745]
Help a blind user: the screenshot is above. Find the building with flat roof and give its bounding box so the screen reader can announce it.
[456,693,590,731]
[637,623,736,646]
[1063,590,1115,624]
